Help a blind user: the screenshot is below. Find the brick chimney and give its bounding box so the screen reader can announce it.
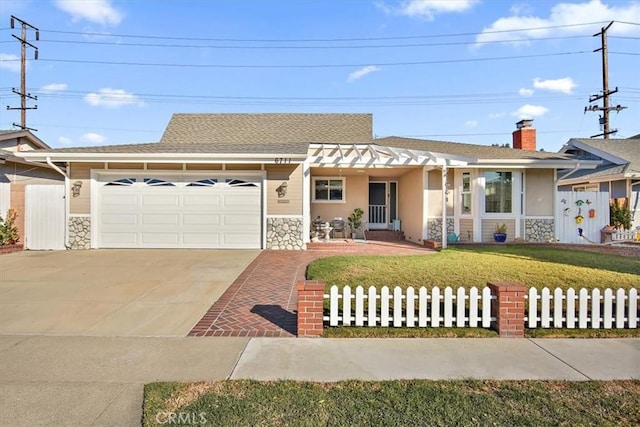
[512,119,536,150]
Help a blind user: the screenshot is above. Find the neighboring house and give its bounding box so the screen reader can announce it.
[0,130,63,246]
[18,114,599,250]
[557,137,640,228]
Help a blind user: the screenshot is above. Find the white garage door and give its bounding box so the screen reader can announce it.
[97,174,262,249]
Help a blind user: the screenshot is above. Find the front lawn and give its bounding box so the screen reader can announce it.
[306,245,640,291]
[143,379,640,427]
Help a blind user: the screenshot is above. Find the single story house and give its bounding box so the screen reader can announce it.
[18,114,600,250]
[557,137,640,228]
[1,130,63,246]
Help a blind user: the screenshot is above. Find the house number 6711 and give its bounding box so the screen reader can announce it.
[274,157,291,164]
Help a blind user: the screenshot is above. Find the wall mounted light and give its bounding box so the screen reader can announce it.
[276,182,288,198]
[72,180,82,197]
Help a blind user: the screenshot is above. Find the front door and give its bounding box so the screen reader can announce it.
[368,181,398,230]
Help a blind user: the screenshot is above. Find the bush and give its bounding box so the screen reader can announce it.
[610,199,632,230]
[0,209,19,245]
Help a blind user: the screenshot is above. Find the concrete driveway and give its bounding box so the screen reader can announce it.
[0,249,259,336]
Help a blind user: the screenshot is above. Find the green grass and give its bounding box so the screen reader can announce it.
[143,379,640,427]
[322,326,498,338]
[306,245,640,291]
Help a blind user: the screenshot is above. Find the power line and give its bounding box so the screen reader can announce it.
[4,21,610,43]
[20,51,587,69]
[12,35,593,50]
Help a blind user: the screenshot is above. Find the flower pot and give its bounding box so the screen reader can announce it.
[493,233,507,243]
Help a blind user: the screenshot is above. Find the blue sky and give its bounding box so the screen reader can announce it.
[0,0,638,152]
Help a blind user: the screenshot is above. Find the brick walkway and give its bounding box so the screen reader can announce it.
[188,240,434,337]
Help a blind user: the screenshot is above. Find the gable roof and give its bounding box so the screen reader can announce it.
[160,113,373,145]
[0,129,50,150]
[558,138,640,182]
[376,136,574,160]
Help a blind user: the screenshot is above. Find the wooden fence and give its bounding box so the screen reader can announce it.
[325,285,493,328]
[527,287,639,329]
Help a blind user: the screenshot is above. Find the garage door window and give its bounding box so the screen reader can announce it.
[187,178,218,187]
[144,178,175,187]
[226,179,258,187]
[105,178,136,186]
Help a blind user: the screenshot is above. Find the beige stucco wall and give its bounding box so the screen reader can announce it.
[266,164,303,216]
[398,168,424,243]
[69,162,103,214]
[310,171,368,225]
[525,169,555,216]
[0,162,63,185]
[427,169,454,217]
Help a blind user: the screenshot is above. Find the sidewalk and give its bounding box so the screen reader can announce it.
[1,335,638,426]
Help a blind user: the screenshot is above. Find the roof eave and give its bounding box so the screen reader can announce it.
[472,159,601,169]
[17,152,308,163]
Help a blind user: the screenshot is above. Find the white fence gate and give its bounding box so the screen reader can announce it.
[25,185,66,250]
[555,191,610,244]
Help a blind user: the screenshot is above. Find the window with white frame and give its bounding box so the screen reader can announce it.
[461,172,471,214]
[313,177,345,202]
[573,184,599,192]
[485,171,512,213]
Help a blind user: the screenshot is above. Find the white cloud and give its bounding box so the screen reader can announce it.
[489,112,506,119]
[81,133,106,144]
[55,0,123,26]
[533,77,577,94]
[0,53,21,72]
[84,88,143,108]
[465,120,479,128]
[519,88,534,96]
[475,0,640,46]
[58,136,73,146]
[398,0,479,20]
[512,104,549,119]
[347,66,381,83]
[41,83,68,93]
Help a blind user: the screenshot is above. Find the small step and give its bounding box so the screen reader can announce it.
[364,230,405,241]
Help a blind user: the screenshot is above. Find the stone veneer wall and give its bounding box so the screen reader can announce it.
[525,218,555,243]
[266,217,304,250]
[68,216,91,249]
[427,218,454,242]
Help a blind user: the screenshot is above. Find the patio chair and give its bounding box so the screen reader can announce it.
[330,219,346,238]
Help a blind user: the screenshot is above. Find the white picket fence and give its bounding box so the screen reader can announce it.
[612,228,639,242]
[324,285,640,330]
[325,285,493,328]
[527,287,639,329]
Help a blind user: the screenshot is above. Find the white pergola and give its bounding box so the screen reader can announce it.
[308,143,476,248]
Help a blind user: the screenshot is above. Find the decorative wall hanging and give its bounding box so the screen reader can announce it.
[575,200,585,207]
[564,207,571,216]
[575,215,584,224]
[589,209,596,218]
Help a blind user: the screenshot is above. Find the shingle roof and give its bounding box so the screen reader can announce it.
[35,141,310,155]
[159,113,373,144]
[375,136,573,160]
[570,138,640,173]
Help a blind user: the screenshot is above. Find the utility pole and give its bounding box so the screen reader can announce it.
[6,15,39,132]
[584,21,626,139]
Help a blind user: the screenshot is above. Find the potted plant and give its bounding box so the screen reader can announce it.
[493,223,507,243]
[347,208,364,238]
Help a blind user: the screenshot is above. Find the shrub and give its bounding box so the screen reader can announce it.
[0,208,19,245]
